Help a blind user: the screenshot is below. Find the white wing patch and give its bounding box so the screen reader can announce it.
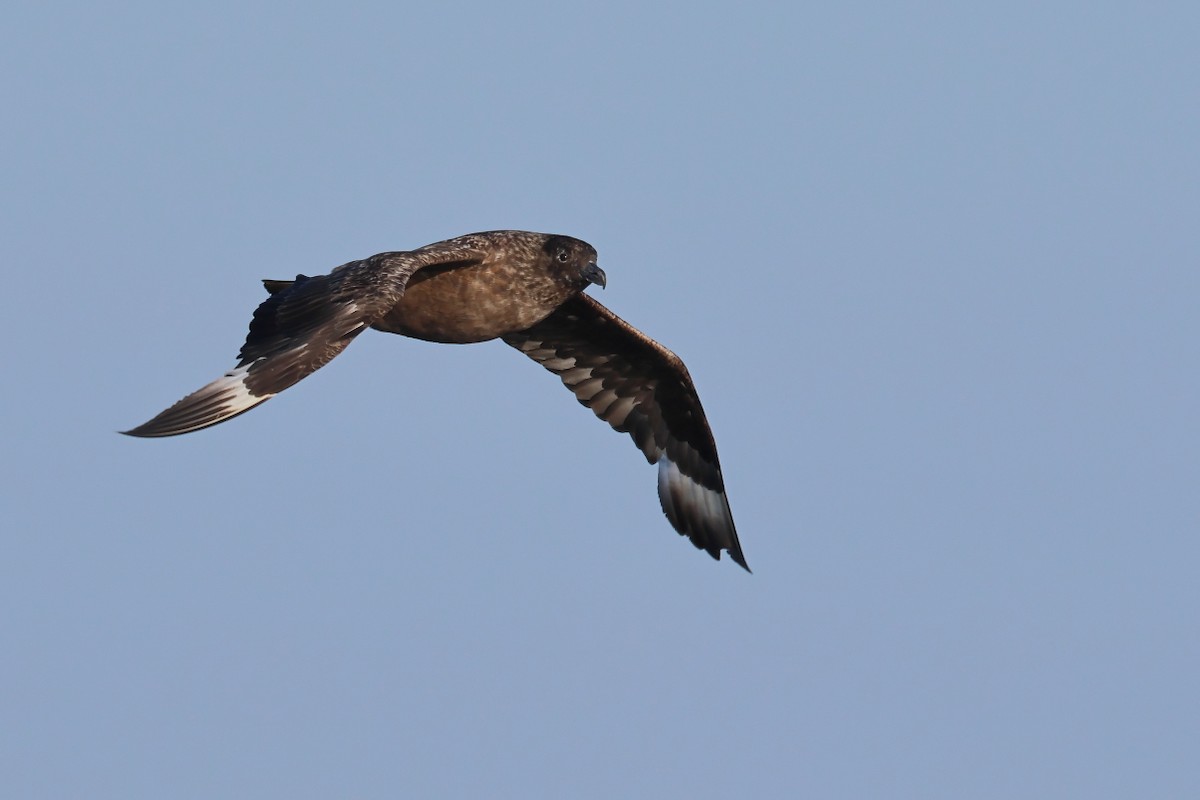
[215,361,274,408]
[657,456,734,546]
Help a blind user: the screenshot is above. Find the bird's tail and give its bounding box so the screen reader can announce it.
[262,278,297,295]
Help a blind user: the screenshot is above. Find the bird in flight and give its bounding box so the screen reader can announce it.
[124,230,747,570]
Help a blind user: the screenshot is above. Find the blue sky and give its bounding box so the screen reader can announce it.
[4,2,1198,797]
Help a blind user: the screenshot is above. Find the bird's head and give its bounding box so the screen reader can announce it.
[545,235,605,290]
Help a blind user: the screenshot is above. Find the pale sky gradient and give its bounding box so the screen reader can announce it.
[4,2,1198,797]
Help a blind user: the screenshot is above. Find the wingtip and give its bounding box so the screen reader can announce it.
[118,423,175,438]
[715,542,752,573]
[122,365,273,438]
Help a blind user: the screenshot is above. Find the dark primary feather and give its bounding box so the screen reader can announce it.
[503,293,748,571]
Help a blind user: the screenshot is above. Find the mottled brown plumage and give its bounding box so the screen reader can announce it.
[123,230,747,570]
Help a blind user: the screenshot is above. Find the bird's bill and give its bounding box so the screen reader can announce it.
[583,262,606,289]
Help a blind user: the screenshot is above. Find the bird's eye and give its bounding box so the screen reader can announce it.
[556,250,570,263]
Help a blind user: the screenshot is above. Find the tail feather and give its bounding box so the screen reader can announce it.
[262,278,296,295]
[262,273,312,296]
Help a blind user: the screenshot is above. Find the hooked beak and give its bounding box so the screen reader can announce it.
[583,262,606,289]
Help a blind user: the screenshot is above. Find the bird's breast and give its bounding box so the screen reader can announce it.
[372,259,572,343]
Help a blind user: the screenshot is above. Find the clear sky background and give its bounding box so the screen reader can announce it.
[3,2,1197,797]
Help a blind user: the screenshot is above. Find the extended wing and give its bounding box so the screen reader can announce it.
[503,293,747,570]
[123,239,486,437]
